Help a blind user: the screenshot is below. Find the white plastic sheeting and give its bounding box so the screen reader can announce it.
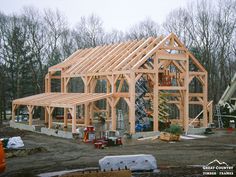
[7,136,24,149]
[99,154,157,171]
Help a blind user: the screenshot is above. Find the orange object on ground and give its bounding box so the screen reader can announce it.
[0,141,6,173]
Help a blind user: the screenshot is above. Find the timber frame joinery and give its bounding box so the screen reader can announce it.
[12,33,213,134]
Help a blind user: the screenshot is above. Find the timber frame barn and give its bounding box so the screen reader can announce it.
[12,33,213,135]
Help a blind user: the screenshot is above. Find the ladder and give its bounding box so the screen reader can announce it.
[215,105,223,128]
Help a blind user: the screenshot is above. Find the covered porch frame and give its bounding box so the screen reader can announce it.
[12,93,113,133]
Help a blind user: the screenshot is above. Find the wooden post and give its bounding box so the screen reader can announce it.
[61,77,64,93]
[209,101,213,123]
[48,72,51,93]
[83,76,90,126]
[12,104,16,122]
[71,106,77,133]
[153,55,159,131]
[64,108,68,128]
[85,103,89,126]
[27,105,34,126]
[45,107,48,124]
[89,103,93,125]
[45,76,48,93]
[63,77,68,129]
[179,103,184,125]
[129,72,136,134]
[111,75,117,131]
[106,79,111,129]
[183,59,189,132]
[203,74,208,127]
[48,107,54,129]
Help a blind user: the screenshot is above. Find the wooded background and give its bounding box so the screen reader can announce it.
[0,0,235,122]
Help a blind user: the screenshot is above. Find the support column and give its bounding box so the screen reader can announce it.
[44,107,48,124]
[71,106,77,133]
[209,102,213,124]
[153,55,159,131]
[84,103,89,126]
[106,79,111,130]
[179,103,184,125]
[48,107,54,129]
[129,72,136,134]
[203,74,208,127]
[27,105,34,126]
[12,104,17,122]
[111,75,117,131]
[48,72,51,93]
[111,98,116,131]
[183,59,189,132]
[63,77,69,129]
[61,77,64,93]
[153,78,159,131]
[64,108,68,128]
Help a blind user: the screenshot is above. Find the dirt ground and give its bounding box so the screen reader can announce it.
[0,123,236,177]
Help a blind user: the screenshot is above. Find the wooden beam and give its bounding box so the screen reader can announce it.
[158,86,185,90]
[203,75,208,127]
[129,72,136,134]
[183,55,189,132]
[113,92,129,98]
[157,52,188,61]
[153,55,159,131]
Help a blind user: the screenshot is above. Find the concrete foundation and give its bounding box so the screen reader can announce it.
[10,121,73,139]
[132,131,160,139]
[41,127,73,139]
[10,121,36,132]
[187,127,207,135]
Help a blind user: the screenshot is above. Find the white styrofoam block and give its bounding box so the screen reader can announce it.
[99,154,157,171]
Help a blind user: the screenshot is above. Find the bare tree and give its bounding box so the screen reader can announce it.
[126,18,160,40]
[73,14,105,48]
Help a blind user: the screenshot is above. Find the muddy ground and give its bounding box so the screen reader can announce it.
[0,123,236,177]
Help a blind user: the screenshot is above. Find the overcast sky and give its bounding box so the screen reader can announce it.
[0,0,190,31]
